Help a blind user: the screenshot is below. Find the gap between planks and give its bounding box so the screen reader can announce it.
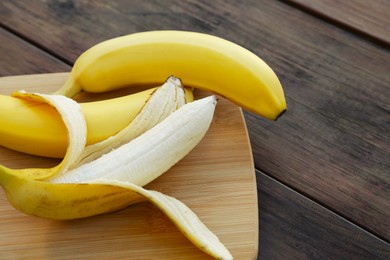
[0,23,74,66]
[255,167,390,244]
[278,0,390,48]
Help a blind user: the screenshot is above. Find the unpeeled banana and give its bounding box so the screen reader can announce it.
[0,30,286,158]
[0,80,232,259]
[55,30,286,120]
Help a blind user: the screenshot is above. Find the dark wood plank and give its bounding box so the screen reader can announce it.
[282,0,390,45]
[0,0,226,63]
[0,27,70,76]
[0,0,388,244]
[257,170,390,260]
[238,0,390,240]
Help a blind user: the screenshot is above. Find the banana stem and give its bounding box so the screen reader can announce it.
[53,74,81,97]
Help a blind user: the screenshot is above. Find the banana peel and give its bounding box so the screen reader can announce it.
[0,167,232,259]
[0,77,233,259]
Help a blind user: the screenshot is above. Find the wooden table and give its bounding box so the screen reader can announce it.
[0,0,389,259]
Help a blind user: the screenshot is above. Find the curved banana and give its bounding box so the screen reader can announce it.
[0,79,193,158]
[0,89,231,259]
[1,88,215,215]
[54,30,286,120]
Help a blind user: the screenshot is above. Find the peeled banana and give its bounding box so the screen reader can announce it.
[0,78,193,158]
[0,30,287,258]
[55,30,286,120]
[0,81,232,259]
[49,89,214,187]
[12,77,186,180]
[0,86,214,217]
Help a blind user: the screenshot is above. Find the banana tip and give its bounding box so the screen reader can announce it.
[275,109,287,121]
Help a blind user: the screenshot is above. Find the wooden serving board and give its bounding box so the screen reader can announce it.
[0,73,258,259]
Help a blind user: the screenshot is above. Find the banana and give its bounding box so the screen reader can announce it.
[8,94,217,212]
[0,78,193,158]
[54,30,286,120]
[0,88,232,259]
[12,76,186,180]
[0,30,285,158]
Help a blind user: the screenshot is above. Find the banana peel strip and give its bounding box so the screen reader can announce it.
[0,87,233,259]
[10,91,87,180]
[95,179,233,260]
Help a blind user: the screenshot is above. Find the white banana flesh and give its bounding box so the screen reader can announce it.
[3,78,232,259]
[70,76,186,168]
[49,95,216,186]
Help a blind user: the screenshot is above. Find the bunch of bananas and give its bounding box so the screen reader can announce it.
[0,31,286,259]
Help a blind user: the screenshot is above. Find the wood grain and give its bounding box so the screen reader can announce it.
[0,0,224,63]
[0,27,70,76]
[0,0,389,256]
[237,0,390,240]
[282,0,390,45]
[257,171,390,260]
[0,73,258,259]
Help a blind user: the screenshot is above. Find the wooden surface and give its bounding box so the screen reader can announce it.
[284,0,390,45]
[0,0,389,259]
[0,74,258,259]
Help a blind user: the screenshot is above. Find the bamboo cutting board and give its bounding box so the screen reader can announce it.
[0,73,258,259]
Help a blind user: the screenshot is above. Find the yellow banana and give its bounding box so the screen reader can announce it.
[0,83,232,259]
[0,80,193,158]
[55,30,286,120]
